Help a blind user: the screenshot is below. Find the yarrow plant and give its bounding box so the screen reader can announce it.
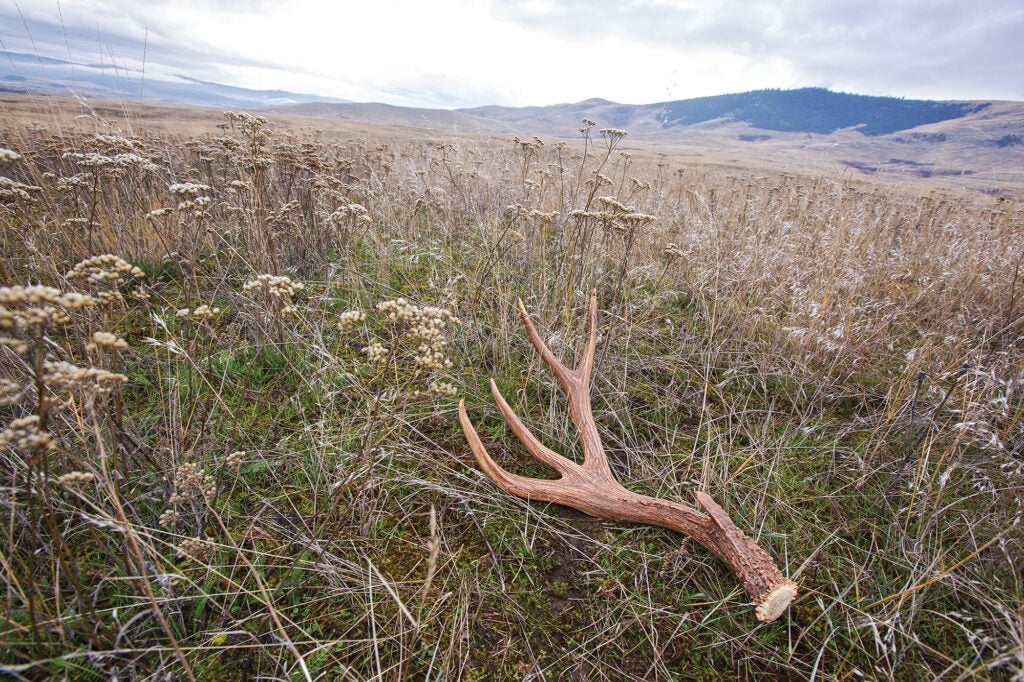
[243,274,304,298]
[0,415,54,451]
[0,176,42,206]
[223,110,274,174]
[243,273,304,316]
[336,297,461,398]
[338,309,366,332]
[169,460,217,506]
[362,341,390,364]
[66,254,148,306]
[329,203,372,227]
[176,304,221,322]
[0,285,96,353]
[570,196,658,235]
[61,151,158,174]
[176,537,215,563]
[87,330,128,350]
[42,360,127,398]
[67,253,145,283]
[377,297,460,371]
[225,450,246,468]
[168,182,213,212]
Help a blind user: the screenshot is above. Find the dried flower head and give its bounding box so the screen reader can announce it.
[168,183,213,212]
[664,242,685,258]
[167,182,212,198]
[176,304,220,321]
[0,285,95,341]
[243,274,304,298]
[429,381,458,396]
[0,378,25,406]
[338,310,366,332]
[0,177,42,204]
[158,508,181,527]
[629,177,652,191]
[169,461,217,505]
[45,360,129,387]
[67,254,146,285]
[362,341,390,363]
[0,415,54,451]
[597,196,632,213]
[57,471,96,487]
[223,111,272,140]
[329,203,372,226]
[376,298,460,370]
[62,151,157,173]
[176,537,214,563]
[87,331,129,350]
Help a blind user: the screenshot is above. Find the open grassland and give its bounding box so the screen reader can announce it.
[0,95,1023,680]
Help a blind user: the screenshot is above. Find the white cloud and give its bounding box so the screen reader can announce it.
[1,0,1021,106]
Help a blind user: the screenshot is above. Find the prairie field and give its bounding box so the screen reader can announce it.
[0,94,1022,680]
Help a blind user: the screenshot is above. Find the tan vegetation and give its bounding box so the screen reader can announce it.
[0,93,1022,680]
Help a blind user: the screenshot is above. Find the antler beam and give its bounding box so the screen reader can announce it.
[458,290,797,622]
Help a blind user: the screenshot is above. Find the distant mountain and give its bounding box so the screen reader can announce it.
[4,56,1002,141]
[6,59,1022,192]
[0,50,350,108]
[654,88,989,136]
[455,88,992,138]
[273,89,1024,194]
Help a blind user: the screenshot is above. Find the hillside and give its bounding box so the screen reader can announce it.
[5,54,1023,193]
[654,88,988,135]
[276,89,1024,195]
[275,101,508,133]
[458,88,991,137]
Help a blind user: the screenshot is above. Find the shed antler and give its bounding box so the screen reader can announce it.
[458,290,797,622]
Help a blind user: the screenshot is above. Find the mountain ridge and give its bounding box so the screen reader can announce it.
[0,50,351,108]
[4,53,1023,193]
[275,90,1024,193]
[454,88,996,138]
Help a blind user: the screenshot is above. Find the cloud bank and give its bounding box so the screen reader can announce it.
[2,0,1021,107]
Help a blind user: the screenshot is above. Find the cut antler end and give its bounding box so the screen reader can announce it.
[755,579,798,623]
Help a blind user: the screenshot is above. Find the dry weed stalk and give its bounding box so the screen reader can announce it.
[0,101,1019,679]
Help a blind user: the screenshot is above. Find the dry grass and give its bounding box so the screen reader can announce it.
[0,93,1022,680]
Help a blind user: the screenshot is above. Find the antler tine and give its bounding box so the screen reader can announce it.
[516,290,613,479]
[515,288,598,390]
[516,288,598,378]
[486,379,579,476]
[515,298,571,384]
[457,398,570,503]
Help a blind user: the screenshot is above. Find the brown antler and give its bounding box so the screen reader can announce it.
[458,290,797,622]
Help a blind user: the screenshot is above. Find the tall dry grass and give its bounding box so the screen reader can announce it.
[0,96,1021,679]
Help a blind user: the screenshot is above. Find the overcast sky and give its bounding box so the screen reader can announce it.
[2,0,1022,108]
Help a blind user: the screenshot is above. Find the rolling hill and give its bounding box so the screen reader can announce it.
[4,53,1022,193]
[277,89,1024,193]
